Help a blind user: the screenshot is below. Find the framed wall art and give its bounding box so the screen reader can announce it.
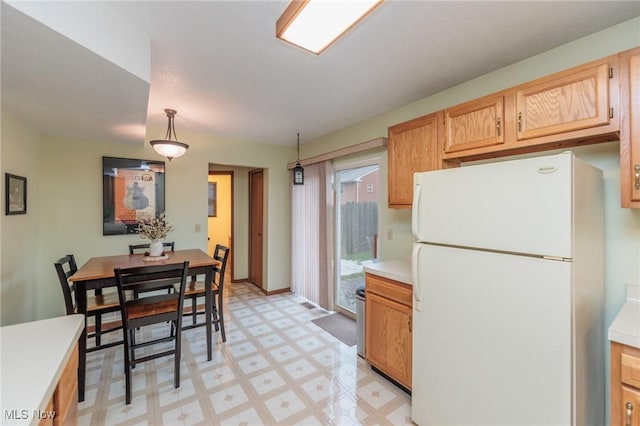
[102,157,166,235]
[5,173,27,215]
[208,182,217,217]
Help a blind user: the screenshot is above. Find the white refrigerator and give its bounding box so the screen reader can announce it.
[411,151,604,426]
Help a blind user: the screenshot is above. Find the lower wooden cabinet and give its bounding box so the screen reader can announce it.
[621,387,640,426]
[46,343,78,426]
[365,273,412,390]
[611,341,640,426]
[38,398,55,426]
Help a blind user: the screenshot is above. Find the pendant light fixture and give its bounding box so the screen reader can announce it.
[293,133,304,185]
[149,108,189,161]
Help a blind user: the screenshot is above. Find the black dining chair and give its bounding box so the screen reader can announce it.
[114,261,189,405]
[128,242,176,297]
[54,254,123,351]
[183,244,230,342]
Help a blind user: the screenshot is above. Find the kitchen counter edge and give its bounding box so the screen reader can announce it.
[1,314,84,425]
[608,284,640,349]
[363,259,412,285]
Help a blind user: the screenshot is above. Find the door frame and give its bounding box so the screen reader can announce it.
[248,168,264,289]
[208,171,234,280]
[332,157,381,318]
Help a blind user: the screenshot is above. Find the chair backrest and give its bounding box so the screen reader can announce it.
[54,254,78,315]
[212,244,230,289]
[129,241,175,255]
[114,261,189,328]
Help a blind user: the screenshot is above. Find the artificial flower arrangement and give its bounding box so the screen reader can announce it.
[136,213,174,241]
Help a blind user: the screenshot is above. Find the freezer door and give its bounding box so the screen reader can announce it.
[412,152,577,258]
[412,244,573,426]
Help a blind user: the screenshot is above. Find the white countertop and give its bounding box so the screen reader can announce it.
[1,315,84,425]
[363,259,412,285]
[608,284,640,349]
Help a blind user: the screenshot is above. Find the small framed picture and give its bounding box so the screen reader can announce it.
[5,173,27,215]
[208,182,217,217]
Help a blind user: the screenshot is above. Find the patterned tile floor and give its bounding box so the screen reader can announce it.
[78,282,412,425]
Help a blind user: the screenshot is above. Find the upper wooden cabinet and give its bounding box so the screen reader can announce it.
[515,62,612,140]
[387,48,637,208]
[388,112,443,209]
[620,47,640,208]
[444,94,505,153]
[440,54,619,161]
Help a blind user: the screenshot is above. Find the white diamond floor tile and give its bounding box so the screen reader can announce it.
[78,281,411,425]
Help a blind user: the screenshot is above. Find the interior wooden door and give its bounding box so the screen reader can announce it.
[249,169,264,288]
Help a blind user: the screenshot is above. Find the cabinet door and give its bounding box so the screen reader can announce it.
[365,291,412,389]
[53,344,78,426]
[388,113,441,209]
[516,62,611,140]
[620,387,640,426]
[620,48,640,207]
[444,94,505,153]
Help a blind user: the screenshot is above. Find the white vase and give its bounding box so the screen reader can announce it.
[149,240,164,257]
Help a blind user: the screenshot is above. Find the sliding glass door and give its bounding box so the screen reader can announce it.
[334,162,379,315]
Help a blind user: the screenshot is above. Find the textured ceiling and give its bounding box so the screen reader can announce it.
[2,1,640,147]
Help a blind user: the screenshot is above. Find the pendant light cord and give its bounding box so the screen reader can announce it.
[297,133,300,162]
[165,110,178,141]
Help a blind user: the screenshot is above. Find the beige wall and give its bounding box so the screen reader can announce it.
[1,110,42,324]
[301,17,640,420]
[0,112,292,325]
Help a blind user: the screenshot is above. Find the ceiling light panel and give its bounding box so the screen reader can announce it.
[277,0,383,55]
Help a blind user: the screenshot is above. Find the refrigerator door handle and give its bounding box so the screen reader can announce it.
[412,243,422,311]
[412,184,422,239]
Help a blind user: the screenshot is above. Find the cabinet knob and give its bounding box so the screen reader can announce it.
[627,402,634,426]
[496,117,502,137]
[634,165,640,190]
[517,112,523,132]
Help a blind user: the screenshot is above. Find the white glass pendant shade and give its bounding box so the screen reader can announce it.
[150,140,189,161]
[149,109,189,161]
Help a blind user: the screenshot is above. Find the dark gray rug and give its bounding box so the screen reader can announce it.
[312,313,357,347]
[300,302,316,310]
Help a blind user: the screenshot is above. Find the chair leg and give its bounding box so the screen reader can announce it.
[129,329,136,369]
[174,328,181,389]
[124,329,132,405]
[218,309,227,342]
[192,297,197,325]
[212,292,220,332]
[213,305,219,332]
[217,294,226,342]
[95,315,102,347]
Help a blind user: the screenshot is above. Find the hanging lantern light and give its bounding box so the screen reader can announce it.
[293,133,304,185]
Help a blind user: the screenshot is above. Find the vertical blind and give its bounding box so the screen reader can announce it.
[291,162,330,309]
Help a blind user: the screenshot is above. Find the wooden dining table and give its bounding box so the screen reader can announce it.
[69,248,217,402]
